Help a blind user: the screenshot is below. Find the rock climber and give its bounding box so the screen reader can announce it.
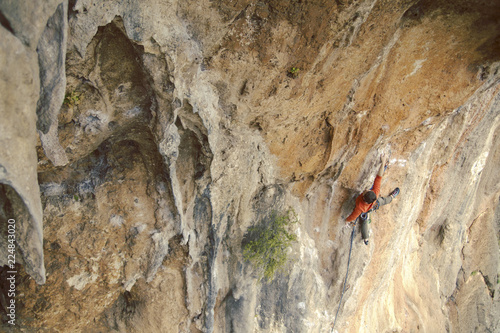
[345,154,399,245]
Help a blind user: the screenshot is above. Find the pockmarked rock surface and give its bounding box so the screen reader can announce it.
[1,0,499,332]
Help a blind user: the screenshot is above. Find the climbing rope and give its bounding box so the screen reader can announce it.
[331,223,356,332]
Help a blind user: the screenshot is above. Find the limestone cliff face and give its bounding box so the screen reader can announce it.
[1,0,499,332]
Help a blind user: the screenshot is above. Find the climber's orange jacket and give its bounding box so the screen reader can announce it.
[346,175,382,222]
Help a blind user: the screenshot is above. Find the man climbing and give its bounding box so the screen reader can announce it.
[346,154,399,245]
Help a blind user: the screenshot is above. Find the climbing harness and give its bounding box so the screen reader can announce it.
[331,223,356,332]
[360,212,370,222]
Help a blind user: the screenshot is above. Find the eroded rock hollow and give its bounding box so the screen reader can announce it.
[1,0,499,332]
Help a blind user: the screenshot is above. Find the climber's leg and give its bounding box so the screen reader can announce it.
[378,188,400,207]
[377,195,393,207]
[360,213,370,245]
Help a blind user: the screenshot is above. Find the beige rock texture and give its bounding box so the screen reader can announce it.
[0,0,499,332]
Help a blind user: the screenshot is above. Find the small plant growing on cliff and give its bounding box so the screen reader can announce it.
[287,67,300,78]
[64,91,81,108]
[243,208,299,281]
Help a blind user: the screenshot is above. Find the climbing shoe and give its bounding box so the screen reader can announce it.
[389,187,400,198]
[364,239,369,245]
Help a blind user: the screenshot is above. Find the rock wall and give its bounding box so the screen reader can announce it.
[0,0,499,332]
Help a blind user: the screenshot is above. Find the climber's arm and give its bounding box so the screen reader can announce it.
[346,206,362,223]
[378,154,388,177]
[371,155,388,196]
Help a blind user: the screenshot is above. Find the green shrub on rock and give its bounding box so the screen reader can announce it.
[243,208,299,281]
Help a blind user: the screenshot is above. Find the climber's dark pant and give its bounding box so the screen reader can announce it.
[377,195,393,207]
[360,195,393,241]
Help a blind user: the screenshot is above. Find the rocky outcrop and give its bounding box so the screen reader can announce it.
[0,0,65,286]
[37,0,69,167]
[1,0,499,332]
